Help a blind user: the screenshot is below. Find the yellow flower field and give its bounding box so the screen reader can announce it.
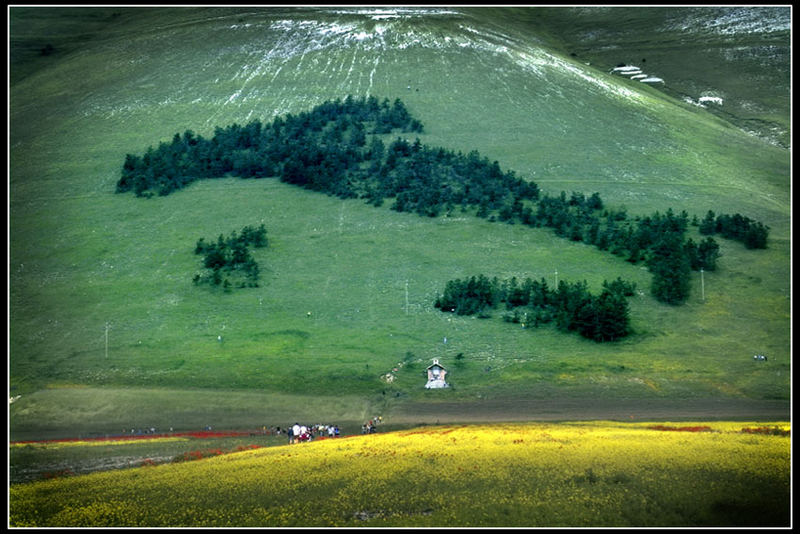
[10,437,190,449]
[9,421,790,527]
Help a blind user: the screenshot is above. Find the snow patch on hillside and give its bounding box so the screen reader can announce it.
[661,6,789,36]
[445,22,648,104]
[84,10,663,122]
[263,14,654,109]
[685,92,725,109]
[328,8,461,20]
[317,22,359,37]
[698,96,723,105]
[508,48,644,104]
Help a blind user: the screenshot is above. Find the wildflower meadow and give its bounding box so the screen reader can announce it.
[9,421,790,527]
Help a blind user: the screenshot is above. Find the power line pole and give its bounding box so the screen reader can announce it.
[700,268,705,302]
[104,322,110,359]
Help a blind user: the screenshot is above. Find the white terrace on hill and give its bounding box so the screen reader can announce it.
[612,65,664,84]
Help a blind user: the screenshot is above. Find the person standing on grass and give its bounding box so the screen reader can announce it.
[288,424,295,444]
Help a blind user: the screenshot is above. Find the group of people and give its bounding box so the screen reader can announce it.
[287,423,340,444]
[362,416,382,434]
[125,427,164,435]
[283,417,384,442]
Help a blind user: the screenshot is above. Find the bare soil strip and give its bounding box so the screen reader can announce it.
[389,397,790,424]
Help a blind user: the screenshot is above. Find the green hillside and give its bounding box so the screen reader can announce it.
[9,7,790,439]
[479,6,791,148]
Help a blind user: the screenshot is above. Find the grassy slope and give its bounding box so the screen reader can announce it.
[9,7,790,438]
[481,6,791,147]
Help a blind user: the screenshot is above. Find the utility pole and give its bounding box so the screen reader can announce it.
[700,268,705,302]
[104,322,110,359]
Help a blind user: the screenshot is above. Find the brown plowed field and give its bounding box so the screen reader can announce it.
[389,397,790,424]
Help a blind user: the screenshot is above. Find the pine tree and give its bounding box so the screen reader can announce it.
[587,192,604,211]
[684,238,700,270]
[648,232,692,304]
[697,237,721,270]
[594,289,630,341]
[573,297,600,340]
[743,222,769,249]
[204,245,227,271]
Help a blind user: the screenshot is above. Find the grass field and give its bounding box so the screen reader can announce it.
[9,6,790,439]
[9,421,791,527]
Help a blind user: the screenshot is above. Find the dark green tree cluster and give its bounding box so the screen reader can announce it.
[646,232,691,305]
[372,139,540,217]
[520,197,724,305]
[434,274,633,342]
[699,210,769,249]
[192,224,268,290]
[434,274,499,316]
[117,96,539,220]
[116,95,422,198]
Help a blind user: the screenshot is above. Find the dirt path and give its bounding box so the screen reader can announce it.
[388,397,790,424]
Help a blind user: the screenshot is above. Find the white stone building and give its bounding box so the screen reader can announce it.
[425,359,449,389]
